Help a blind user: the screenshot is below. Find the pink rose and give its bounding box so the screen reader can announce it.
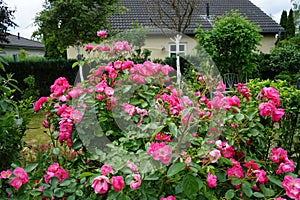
[101,165,114,176]
[85,45,94,51]
[9,168,28,190]
[122,103,136,116]
[130,174,141,190]
[91,175,110,194]
[0,170,12,179]
[97,30,107,38]
[111,176,124,192]
[271,108,284,122]
[206,172,217,188]
[258,101,275,117]
[160,196,176,200]
[208,149,221,163]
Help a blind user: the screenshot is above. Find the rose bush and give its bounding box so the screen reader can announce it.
[0,32,299,199]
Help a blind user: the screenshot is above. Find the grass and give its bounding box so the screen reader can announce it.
[23,112,51,147]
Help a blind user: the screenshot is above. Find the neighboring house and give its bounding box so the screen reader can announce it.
[67,0,284,59]
[0,33,45,58]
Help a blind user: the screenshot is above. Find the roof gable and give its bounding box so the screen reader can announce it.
[110,0,284,34]
[0,34,44,50]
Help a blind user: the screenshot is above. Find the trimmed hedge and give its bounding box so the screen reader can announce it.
[1,59,78,100]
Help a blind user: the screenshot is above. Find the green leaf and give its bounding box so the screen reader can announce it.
[231,179,242,186]
[60,178,72,186]
[80,172,94,179]
[259,185,275,197]
[52,147,60,155]
[66,196,76,200]
[167,163,186,177]
[25,163,38,173]
[242,183,253,197]
[54,188,64,198]
[98,117,108,122]
[253,192,264,198]
[250,129,260,136]
[50,177,59,187]
[225,189,235,199]
[72,140,82,150]
[182,174,200,197]
[168,122,178,137]
[267,175,283,188]
[43,189,53,198]
[75,190,83,196]
[236,113,245,121]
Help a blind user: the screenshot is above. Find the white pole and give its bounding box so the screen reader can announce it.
[171,34,182,89]
[77,45,84,82]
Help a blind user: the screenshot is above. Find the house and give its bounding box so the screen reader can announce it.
[67,0,284,59]
[0,33,45,59]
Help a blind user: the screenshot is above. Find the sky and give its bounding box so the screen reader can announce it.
[6,0,292,40]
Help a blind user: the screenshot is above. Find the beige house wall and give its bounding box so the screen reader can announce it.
[258,33,277,53]
[67,33,277,60]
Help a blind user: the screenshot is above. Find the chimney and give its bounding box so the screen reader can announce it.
[206,3,210,19]
[18,32,20,40]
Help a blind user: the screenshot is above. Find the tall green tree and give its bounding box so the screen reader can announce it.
[286,9,296,38]
[33,0,120,59]
[279,10,288,40]
[0,0,17,44]
[195,11,262,81]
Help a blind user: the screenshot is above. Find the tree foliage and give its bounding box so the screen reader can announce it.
[279,10,288,40]
[287,9,296,38]
[195,11,262,81]
[0,0,17,44]
[33,0,120,58]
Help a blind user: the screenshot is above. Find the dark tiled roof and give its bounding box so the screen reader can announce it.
[110,0,284,34]
[0,34,44,49]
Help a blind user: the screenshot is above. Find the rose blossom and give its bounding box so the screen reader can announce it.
[130,174,141,190]
[101,165,114,176]
[160,196,176,200]
[208,149,221,163]
[9,168,28,190]
[111,176,125,192]
[91,175,110,194]
[0,170,12,179]
[206,172,217,188]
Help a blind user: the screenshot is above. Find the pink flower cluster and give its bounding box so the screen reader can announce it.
[50,77,70,98]
[55,104,82,147]
[97,30,107,38]
[257,87,284,121]
[207,171,217,188]
[147,142,172,164]
[0,168,28,190]
[122,103,148,126]
[44,162,69,184]
[235,83,250,101]
[160,195,176,200]
[34,97,48,112]
[216,140,235,158]
[282,175,300,200]
[226,158,245,189]
[91,165,141,194]
[113,41,131,53]
[270,147,295,174]
[243,160,268,185]
[128,61,174,84]
[156,86,189,116]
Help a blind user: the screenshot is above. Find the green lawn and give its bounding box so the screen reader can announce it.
[23,112,51,147]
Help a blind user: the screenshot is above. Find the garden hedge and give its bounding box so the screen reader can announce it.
[0,59,78,99]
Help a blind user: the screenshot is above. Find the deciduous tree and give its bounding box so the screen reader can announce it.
[33,0,120,59]
[0,0,17,44]
[195,11,262,81]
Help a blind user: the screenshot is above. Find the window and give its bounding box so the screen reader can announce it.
[169,43,187,57]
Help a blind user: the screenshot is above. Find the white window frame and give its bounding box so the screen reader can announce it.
[168,42,187,57]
